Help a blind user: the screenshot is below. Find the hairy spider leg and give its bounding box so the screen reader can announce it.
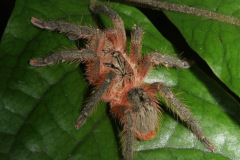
[30,17,107,84]
[130,25,144,66]
[86,32,105,85]
[75,71,116,128]
[138,52,214,150]
[30,14,118,129]
[121,107,134,160]
[145,82,215,151]
[30,49,97,66]
[138,52,190,81]
[30,17,102,67]
[90,4,127,52]
[31,17,100,39]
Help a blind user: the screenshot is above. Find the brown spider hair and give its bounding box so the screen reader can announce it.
[30,3,214,160]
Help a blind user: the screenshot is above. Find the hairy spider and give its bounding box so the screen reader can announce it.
[30,3,214,160]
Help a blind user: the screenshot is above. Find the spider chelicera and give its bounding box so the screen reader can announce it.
[30,3,214,160]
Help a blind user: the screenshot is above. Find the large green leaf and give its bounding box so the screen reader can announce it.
[0,0,239,160]
[158,0,240,97]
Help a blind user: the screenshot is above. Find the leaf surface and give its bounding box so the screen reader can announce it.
[160,0,240,96]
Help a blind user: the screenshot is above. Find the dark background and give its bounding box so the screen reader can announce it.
[0,0,15,40]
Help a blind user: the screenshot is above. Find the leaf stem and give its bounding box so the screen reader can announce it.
[118,0,240,26]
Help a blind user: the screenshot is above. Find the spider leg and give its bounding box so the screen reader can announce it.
[31,17,102,39]
[146,82,215,151]
[147,52,190,68]
[75,71,116,129]
[89,4,127,51]
[130,25,144,65]
[121,106,134,160]
[138,52,190,81]
[119,88,159,160]
[30,49,97,66]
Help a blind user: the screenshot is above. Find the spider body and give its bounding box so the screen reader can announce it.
[30,3,214,160]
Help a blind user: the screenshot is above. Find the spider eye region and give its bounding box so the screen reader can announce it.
[104,52,129,76]
[111,51,120,57]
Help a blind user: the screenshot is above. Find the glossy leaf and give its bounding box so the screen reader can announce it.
[159,0,240,97]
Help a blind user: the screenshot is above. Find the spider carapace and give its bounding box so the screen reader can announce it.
[30,3,214,160]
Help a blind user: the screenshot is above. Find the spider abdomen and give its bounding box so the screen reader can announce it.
[127,88,159,140]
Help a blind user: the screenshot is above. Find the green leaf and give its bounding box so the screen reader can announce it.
[0,0,239,160]
[159,0,240,97]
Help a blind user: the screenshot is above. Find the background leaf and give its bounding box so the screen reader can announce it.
[0,0,240,160]
[158,0,240,97]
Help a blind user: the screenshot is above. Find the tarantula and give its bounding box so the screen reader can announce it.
[30,3,214,160]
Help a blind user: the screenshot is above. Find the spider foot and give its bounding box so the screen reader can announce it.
[31,17,55,30]
[75,115,87,129]
[30,58,51,67]
[202,137,215,151]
